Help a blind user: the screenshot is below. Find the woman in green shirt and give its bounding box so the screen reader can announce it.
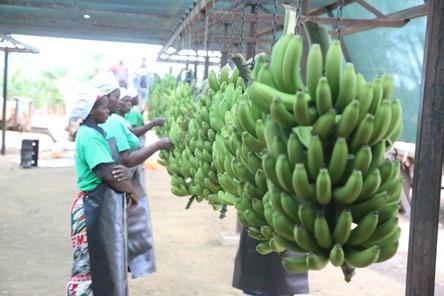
[66,88,140,296]
[94,74,171,279]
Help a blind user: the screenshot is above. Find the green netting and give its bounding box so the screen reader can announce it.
[341,0,426,142]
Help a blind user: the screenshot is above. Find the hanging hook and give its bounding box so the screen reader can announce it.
[335,0,345,39]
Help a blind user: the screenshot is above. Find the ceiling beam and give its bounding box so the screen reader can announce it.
[355,0,386,18]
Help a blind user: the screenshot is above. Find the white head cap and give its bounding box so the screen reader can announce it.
[93,72,119,97]
[69,88,102,120]
[119,87,131,100]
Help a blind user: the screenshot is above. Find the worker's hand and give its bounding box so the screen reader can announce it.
[112,164,129,181]
[152,118,165,127]
[157,137,173,150]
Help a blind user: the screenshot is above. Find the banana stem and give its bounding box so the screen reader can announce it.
[231,53,251,83]
[185,195,196,209]
[219,204,228,219]
[341,262,355,282]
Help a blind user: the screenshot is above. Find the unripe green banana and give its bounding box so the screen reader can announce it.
[378,177,403,195]
[329,244,345,266]
[236,162,255,184]
[256,241,273,255]
[204,177,220,193]
[269,236,286,252]
[273,210,297,241]
[263,202,275,226]
[292,163,316,201]
[252,198,265,218]
[370,100,393,144]
[282,34,304,93]
[389,120,403,144]
[264,115,282,154]
[280,192,301,224]
[255,119,266,147]
[294,91,316,126]
[255,169,268,191]
[350,113,375,152]
[314,213,333,249]
[336,100,360,138]
[271,96,298,127]
[316,168,332,205]
[345,245,380,268]
[387,181,403,204]
[363,217,399,247]
[312,109,337,140]
[246,227,265,241]
[260,225,274,239]
[381,74,394,101]
[307,44,324,100]
[263,153,280,188]
[336,63,357,112]
[325,40,343,102]
[231,66,239,84]
[350,191,389,222]
[271,33,293,91]
[256,64,276,87]
[242,131,264,153]
[385,100,403,139]
[379,160,396,182]
[238,100,257,137]
[248,82,296,114]
[357,83,374,121]
[209,70,220,91]
[333,170,363,204]
[307,135,324,180]
[378,202,399,223]
[287,133,305,167]
[328,137,349,184]
[369,78,383,115]
[369,141,386,171]
[315,77,333,114]
[353,145,372,175]
[374,226,401,247]
[348,211,379,246]
[293,224,323,253]
[358,168,382,201]
[217,191,237,205]
[333,209,353,244]
[376,242,399,263]
[247,151,262,173]
[269,187,284,213]
[307,253,329,270]
[276,154,294,193]
[272,235,305,252]
[271,135,287,159]
[282,254,310,273]
[298,203,316,234]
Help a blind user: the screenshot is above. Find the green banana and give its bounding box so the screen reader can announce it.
[217,191,237,205]
[238,100,257,137]
[316,168,332,205]
[381,74,394,101]
[282,255,310,273]
[363,217,399,247]
[255,169,268,191]
[293,224,323,253]
[256,241,273,255]
[370,100,392,144]
[348,211,379,246]
[376,242,399,263]
[385,100,403,139]
[333,170,363,204]
[271,33,293,91]
[357,83,374,121]
[312,109,337,140]
[369,141,386,171]
[252,198,265,218]
[272,235,305,252]
[352,145,372,175]
[336,63,357,112]
[329,244,345,266]
[336,100,360,138]
[315,77,333,114]
[260,225,274,239]
[298,203,316,234]
[287,133,305,167]
[369,78,383,115]
[328,137,349,184]
[359,168,382,201]
[325,40,343,102]
[242,131,264,153]
[345,245,380,268]
[282,34,304,93]
[273,210,297,241]
[248,81,296,114]
[256,64,276,87]
[209,70,220,92]
[280,192,301,224]
[263,153,280,188]
[307,44,324,100]
[276,154,294,193]
[294,91,316,126]
[307,253,329,270]
[378,202,400,223]
[350,113,375,152]
[255,119,266,147]
[314,213,333,249]
[350,191,389,222]
[307,135,324,180]
[271,96,298,127]
[333,209,352,244]
[292,163,316,201]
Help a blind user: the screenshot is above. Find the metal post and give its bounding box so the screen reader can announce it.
[204,56,210,79]
[246,3,257,60]
[406,1,443,295]
[1,50,8,155]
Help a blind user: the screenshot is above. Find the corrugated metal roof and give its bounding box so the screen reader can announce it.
[0,0,196,44]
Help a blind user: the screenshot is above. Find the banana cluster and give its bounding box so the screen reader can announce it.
[147,74,177,123]
[241,33,403,276]
[157,83,197,197]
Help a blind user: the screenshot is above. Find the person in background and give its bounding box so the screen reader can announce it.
[233,228,310,296]
[94,73,170,279]
[134,58,153,101]
[110,60,129,88]
[66,87,141,296]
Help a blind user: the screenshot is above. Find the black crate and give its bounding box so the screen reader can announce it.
[20,139,39,168]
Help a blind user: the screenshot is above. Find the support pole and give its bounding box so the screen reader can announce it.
[406,1,443,295]
[203,56,210,79]
[245,3,257,60]
[1,50,8,155]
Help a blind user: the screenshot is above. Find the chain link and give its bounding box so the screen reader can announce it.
[204,14,209,56]
[252,1,258,67]
[229,0,235,58]
[272,0,277,49]
[295,0,303,34]
[336,0,345,39]
[219,0,225,67]
[240,3,245,54]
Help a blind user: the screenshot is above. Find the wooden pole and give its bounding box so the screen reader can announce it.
[1,50,8,155]
[406,1,443,295]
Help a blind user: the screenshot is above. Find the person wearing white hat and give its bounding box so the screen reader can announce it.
[94,73,171,279]
[66,88,141,296]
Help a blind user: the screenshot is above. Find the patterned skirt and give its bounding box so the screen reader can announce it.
[65,192,93,296]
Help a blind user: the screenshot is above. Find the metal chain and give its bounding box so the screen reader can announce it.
[204,14,209,56]
[219,0,224,67]
[252,1,258,67]
[229,0,235,57]
[295,0,303,34]
[272,0,277,49]
[240,3,245,54]
[336,0,345,39]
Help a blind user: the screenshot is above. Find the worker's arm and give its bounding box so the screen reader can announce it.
[120,137,172,168]
[130,118,164,137]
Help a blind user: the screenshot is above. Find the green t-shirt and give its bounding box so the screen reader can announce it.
[100,113,140,152]
[75,125,114,192]
[125,107,144,127]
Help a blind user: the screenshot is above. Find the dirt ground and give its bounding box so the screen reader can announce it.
[0,155,443,296]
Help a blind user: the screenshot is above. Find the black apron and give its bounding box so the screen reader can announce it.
[232,228,309,295]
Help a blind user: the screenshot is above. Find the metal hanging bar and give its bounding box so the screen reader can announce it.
[272,0,278,49]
